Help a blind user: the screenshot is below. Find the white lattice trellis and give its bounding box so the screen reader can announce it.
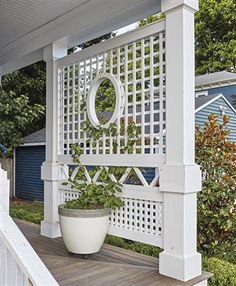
[56,20,166,247]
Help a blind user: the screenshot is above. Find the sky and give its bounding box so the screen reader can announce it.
[115,22,138,36]
[74,22,138,52]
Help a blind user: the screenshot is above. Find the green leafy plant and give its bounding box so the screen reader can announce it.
[64,147,124,210]
[196,114,236,262]
[64,179,123,210]
[203,257,236,286]
[63,118,142,210]
[64,142,116,210]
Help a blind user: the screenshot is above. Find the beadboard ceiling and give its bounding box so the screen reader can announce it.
[0,0,89,49]
[0,0,160,73]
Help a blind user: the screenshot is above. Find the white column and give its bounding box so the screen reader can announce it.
[0,164,10,213]
[41,44,67,238]
[159,0,202,282]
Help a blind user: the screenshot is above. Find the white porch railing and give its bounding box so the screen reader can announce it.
[0,166,58,286]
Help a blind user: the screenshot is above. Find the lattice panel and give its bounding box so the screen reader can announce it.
[58,188,163,247]
[56,21,166,248]
[58,164,163,247]
[110,198,162,235]
[57,23,166,156]
[62,165,159,187]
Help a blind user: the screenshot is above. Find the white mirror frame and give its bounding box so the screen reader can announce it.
[87,73,124,129]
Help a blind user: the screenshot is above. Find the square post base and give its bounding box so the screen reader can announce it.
[41,220,61,238]
[159,251,201,281]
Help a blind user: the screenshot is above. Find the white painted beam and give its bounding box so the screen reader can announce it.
[0,50,43,76]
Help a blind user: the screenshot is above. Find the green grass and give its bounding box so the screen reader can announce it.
[10,199,44,224]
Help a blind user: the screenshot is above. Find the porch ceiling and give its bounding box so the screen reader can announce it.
[0,0,161,74]
[0,0,88,50]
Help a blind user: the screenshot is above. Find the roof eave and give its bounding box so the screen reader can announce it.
[195,78,236,91]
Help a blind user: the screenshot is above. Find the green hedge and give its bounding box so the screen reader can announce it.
[105,235,161,257]
[203,257,236,286]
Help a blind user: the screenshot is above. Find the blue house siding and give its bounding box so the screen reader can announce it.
[15,146,45,202]
[195,97,236,142]
[207,85,236,109]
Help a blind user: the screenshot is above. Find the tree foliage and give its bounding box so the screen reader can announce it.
[139,1,236,74]
[0,88,45,153]
[196,114,236,261]
[68,32,115,53]
[1,61,46,138]
[138,14,164,28]
[1,33,115,151]
[195,0,236,74]
[2,61,46,106]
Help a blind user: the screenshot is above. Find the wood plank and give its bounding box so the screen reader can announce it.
[14,219,212,286]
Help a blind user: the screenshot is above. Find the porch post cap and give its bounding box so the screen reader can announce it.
[43,43,67,62]
[161,0,199,13]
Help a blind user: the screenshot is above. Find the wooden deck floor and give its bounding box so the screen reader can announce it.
[15,219,210,286]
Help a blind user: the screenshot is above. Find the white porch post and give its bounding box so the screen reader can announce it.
[159,0,202,282]
[0,164,9,213]
[41,44,67,238]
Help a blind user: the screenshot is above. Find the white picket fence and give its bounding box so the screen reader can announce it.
[0,165,58,286]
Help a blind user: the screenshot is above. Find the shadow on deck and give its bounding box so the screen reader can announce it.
[15,219,210,286]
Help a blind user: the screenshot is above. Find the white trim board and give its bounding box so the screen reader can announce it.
[19,143,46,147]
[58,154,166,168]
[0,50,43,77]
[56,19,165,68]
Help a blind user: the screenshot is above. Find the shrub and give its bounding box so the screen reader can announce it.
[105,235,161,257]
[203,257,236,286]
[196,114,236,262]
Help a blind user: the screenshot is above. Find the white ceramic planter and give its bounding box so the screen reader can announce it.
[58,205,110,254]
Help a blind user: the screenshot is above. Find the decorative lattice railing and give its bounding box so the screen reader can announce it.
[56,20,166,247]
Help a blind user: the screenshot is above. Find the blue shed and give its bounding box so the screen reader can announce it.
[14,92,236,202]
[14,129,46,202]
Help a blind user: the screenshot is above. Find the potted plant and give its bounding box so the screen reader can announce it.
[58,144,124,255]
